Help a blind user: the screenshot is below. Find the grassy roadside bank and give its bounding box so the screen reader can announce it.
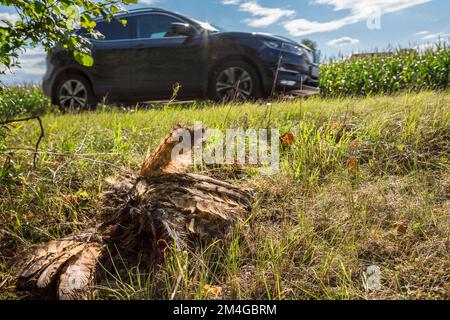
[0,91,449,299]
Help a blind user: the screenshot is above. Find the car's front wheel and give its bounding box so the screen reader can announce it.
[210,61,261,103]
[55,75,97,111]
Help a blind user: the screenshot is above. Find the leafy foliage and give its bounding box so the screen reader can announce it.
[0,0,136,167]
[0,85,50,119]
[320,44,450,97]
[301,39,318,51]
[0,0,136,72]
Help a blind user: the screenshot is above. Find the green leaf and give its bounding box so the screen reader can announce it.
[74,50,93,67]
[65,5,80,31]
[81,19,96,29]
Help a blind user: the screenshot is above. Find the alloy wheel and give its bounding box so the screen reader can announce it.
[59,79,88,109]
[215,67,253,101]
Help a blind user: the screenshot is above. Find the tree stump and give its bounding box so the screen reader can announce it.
[14,125,254,299]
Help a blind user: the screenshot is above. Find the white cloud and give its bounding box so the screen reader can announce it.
[284,0,432,36]
[285,19,348,36]
[414,31,430,36]
[222,1,295,28]
[422,32,450,40]
[327,36,360,47]
[222,0,241,4]
[240,2,295,27]
[414,30,450,40]
[138,0,160,4]
[17,58,46,75]
[0,12,20,27]
[2,47,46,78]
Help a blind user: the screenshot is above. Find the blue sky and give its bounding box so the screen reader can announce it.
[1,0,449,84]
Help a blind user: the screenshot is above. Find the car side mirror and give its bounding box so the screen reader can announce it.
[170,22,196,37]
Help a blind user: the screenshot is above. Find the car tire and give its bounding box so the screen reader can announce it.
[209,60,262,103]
[55,74,97,112]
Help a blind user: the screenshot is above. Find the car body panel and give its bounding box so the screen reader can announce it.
[90,39,132,99]
[129,36,204,100]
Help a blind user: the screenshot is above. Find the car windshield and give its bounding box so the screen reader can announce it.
[191,19,223,33]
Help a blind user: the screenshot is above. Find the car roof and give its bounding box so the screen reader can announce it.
[93,8,192,23]
[120,8,171,14]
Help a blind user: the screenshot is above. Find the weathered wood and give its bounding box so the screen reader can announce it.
[15,125,253,300]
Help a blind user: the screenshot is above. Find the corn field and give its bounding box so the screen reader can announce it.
[319,45,450,97]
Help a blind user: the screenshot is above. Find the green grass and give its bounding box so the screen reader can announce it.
[0,90,449,300]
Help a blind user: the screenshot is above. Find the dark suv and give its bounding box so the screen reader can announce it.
[43,8,320,109]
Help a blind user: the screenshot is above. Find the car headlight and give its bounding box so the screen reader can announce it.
[264,41,282,50]
[281,43,307,56]
[264,41,307,56]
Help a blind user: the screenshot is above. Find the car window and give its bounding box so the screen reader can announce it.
[95,19,130,40]
[134,14,183,39]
